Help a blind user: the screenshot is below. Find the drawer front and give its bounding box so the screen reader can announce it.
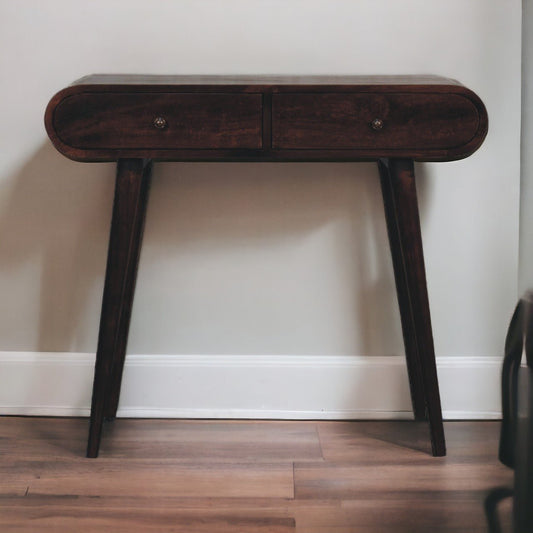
[53,93,263,150]
[272,93,480,151]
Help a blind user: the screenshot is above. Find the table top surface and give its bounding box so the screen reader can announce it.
[73,74,461,86]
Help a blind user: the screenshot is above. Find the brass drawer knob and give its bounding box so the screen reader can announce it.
[153,116,168,129]
[371,118,384,131]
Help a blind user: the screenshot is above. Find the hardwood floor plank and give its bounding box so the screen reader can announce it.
[0,495,295,532]
[0,477,31,497]
[316,421,431,460]
[0,510,295,533]
[100,419,323,462]
[294,461,512,498]
[295,524,501,532]
[0,516,296,532]
[1,418,323,462]
[19,460,294,499]
[317,421,502,462]
[291,496,513,531]
[0,494,294,510]
[1,416,90,458]
[0,418,513,532]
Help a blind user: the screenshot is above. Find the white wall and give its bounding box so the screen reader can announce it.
[0,1,521,418]
[521,0,533,292]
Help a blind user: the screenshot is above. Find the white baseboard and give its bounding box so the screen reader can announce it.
[0,352,502,419]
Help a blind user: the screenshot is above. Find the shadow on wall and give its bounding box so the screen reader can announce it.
[0,144,434,356]
[0,143,115,352]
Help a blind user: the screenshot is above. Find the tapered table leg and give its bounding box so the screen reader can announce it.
[378,159,426,420]
[378,158,446,457]
[87,159,152,458]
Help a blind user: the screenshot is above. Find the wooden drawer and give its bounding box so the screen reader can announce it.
[45,75,487,162]
[272,93,480,151]
[52,92,263,151]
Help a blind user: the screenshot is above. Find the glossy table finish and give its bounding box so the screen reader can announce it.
[45,75,488,458]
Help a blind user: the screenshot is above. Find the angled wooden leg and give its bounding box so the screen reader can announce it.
[378,159,426,420]
[378,158,446,457]
[104,161,152,421]
[87,159,152,458]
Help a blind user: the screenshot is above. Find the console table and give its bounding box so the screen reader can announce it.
[44,75,488,458]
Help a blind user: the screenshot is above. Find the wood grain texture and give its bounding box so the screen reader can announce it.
[0,418,512,532]
[316,421,501,462]
[44,75,487,162]
[0,495,296,532]
[54,93,263,150]
[25,461,293,499]
[99,420,323,462]
[291,499,512,533]
[272,93,479,150]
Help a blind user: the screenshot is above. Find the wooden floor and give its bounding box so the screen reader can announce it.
[0,418,513,532]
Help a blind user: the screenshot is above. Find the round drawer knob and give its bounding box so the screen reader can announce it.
[153,116,168,129]
[371,118,384,131]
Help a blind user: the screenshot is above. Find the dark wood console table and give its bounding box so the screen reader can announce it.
[45,75,488,458]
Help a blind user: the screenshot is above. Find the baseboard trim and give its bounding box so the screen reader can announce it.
[0,352,502,419]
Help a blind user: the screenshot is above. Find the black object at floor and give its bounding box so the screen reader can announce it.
[486,292,533,532]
